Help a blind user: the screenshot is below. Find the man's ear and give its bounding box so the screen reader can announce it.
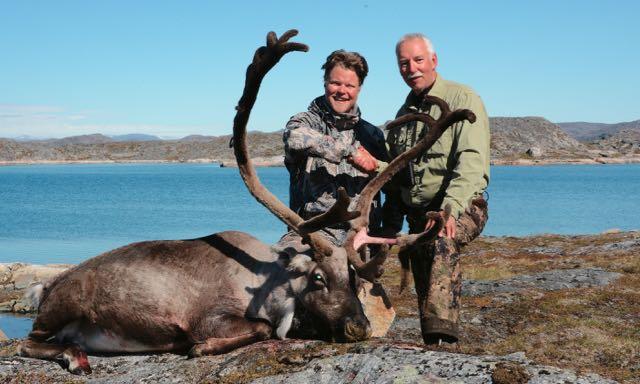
[432,52,438,69]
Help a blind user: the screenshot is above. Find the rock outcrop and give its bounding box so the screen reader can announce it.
[0,339,615,383]
[0,263,71,313]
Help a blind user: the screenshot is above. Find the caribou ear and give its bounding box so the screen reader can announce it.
[286,254,314,275]
[272,235,311,260]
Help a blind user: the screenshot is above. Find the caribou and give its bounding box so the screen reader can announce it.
[17,30,475,375]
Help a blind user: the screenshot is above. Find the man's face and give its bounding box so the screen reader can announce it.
[397,38,438,94]
[324,65,361,114]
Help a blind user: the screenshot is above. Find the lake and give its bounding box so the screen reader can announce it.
[1,162,639,337]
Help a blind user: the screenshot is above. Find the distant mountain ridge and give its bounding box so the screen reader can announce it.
[110,134,161,142]
[2,117,639,165]
[557,119,640,141]
[0,131,282,164]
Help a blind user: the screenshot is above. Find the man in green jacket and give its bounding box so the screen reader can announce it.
[353,33,490,344]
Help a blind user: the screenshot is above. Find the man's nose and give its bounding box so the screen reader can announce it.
[408,60,417,73]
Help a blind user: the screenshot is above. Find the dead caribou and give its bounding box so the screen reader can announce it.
[17,30,475,375]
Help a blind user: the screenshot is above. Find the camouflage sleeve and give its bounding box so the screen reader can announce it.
[284,113,357,164]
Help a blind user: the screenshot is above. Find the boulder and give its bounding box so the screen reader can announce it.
[0,263,71,313]
[525,146,543,157]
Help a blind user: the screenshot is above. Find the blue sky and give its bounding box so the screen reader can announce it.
[1,1,639,138]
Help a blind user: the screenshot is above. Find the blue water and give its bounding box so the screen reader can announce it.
[0,163,289,265]
[1,162,639,338]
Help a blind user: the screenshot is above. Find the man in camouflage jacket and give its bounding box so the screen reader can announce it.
[280,50,386,247]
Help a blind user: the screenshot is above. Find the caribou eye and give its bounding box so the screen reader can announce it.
[312,273,326,286]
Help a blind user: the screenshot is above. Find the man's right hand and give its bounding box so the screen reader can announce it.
[349,146,378,173]
[425,209,456,239]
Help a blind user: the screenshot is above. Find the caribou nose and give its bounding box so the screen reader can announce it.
[343,316,372,341]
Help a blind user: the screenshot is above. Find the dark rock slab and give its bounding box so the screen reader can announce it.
[0,339,615,384]
[462,268,621,297]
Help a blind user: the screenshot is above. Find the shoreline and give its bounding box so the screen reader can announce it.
[491,154,640,166]
[2,154,640,167]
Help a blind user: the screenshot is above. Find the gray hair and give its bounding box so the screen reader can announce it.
[396,33,435,56]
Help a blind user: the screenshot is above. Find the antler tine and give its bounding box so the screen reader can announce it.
[232,30,337,260]
[342,95,476,281]
[297,188,360,235]
[385,112,436,131]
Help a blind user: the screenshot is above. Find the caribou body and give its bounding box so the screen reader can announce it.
[18,30,475,375]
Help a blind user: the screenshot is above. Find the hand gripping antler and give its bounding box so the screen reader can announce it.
[342,95,477,280]
[232,30,359,260]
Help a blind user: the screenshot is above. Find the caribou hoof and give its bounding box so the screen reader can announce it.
[187,344,204,359]
[59,346,92,375]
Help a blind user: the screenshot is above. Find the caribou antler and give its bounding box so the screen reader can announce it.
[342,95,477,281]
[232,30,360,260]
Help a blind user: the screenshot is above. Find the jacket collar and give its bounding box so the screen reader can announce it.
[309,96,361,131]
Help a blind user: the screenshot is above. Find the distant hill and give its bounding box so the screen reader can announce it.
[558,119,640,141]
[11,135,49,142]
[110,134,161,142]
[489,117,588,159]
[0,131,284,164]
[179,135,217,142]
[2,118,639,165]
[590,129,640,155]
[48,134,114,145]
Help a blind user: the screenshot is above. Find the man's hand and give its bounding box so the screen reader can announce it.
[348,146,378,173]
[425,210,456,239]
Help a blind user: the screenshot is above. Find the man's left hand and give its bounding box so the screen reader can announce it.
[425,210,456,239]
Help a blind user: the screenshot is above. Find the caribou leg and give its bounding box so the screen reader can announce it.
[188,315,272,357]
[18,339,92,375]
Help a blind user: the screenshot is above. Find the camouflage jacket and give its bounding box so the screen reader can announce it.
[283,96,387,229]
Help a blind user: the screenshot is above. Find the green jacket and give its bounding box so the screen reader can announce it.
[379,74,490,220]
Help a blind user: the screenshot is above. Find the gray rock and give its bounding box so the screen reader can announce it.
[0,340,616,383]
[0,263,71,313]
[569,239,640,256]
[526,147,543,157]
[462,268,621,297]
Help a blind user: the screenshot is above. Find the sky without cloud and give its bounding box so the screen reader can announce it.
[1,1,639,139]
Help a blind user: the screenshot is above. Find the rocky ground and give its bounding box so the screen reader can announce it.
[1,231,638,383]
